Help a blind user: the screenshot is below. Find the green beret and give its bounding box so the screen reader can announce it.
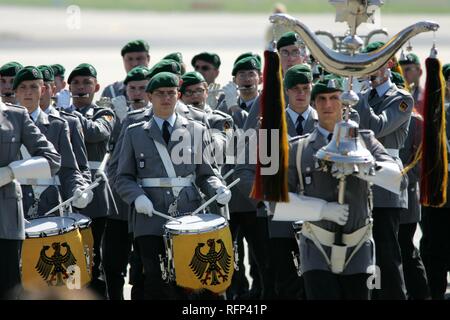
[442,63,450,81]
[362,41,385,53]
[390,71,405,88]
[163,52,183,64]
[51,64,65,78]
[124,66,151,85]
[121,39,150,57]
[399,53,420,66]
[147,59,182,80]
[0,61,23,77]
[234,52,262,66]
[277,31,299,50]
[311,74,344,101]
[284,64,312,89]
[232,56,261,76]
[68,63,97,84]
[13,66,43,90]
[180,71,206,93]
[146,71,180,93]
[37,65,55,82]
[191,52,221,69]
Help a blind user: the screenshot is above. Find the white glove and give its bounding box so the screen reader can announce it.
[320,202,349,226]
[0,166,13,188]
[222,81,238,110]
[111,95,128,122]
[56,89,72,110]
[216,186,232,205]
[72,188,94,209]
[134,194,154,217]
[206,83,221,108]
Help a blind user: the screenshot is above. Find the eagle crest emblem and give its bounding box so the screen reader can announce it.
[189,238,231,285]
[35,242,77,286]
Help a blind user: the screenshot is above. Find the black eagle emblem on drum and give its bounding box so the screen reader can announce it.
[35,242,77,286]
[189,238,231,285]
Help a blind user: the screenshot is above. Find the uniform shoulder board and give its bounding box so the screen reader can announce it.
[59,110,77,119]
[48,113,66,123]
[397,88,412,97]
[4,102,25,110]
[212,109,231,119]
[94,108,115,121]
[188,105,207,114]
[127,120,146,130]
[289,133,310,143]
[127,108,146,116]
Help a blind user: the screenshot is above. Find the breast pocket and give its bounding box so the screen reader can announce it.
[0,132,20,164]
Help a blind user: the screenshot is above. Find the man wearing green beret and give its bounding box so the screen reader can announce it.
[13,66,92,219]
[399,52,423,107]
[355,41,414,300]
[102,39,150,100]
[0,61,23,105]
[67,62,116,298]
[191,52,223,109]
[115,71,231,300]
[102,65,151,300]
[51,63,72,110]
[277,31,307,75]
[38,64,92,189]
[284,74,402,300]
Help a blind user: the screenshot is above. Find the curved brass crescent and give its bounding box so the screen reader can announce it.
[270,13,439,77]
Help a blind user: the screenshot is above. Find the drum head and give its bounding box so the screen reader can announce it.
[165,213,227,234]
[25,216,76,238]
[66,212,91,229]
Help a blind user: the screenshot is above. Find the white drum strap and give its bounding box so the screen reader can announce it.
[153,140,183,199]
[109,85,116,99]
[296,136,310,195]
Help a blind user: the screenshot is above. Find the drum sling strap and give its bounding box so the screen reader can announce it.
[20,145,64,217]
[153,140,195,217]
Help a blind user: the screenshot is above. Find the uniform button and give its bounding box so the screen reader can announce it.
[166,191,170,195]
[140,153,144,157]
[29,193,33,197]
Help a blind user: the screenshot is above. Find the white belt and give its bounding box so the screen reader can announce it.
[18,177,61,186]
[139,175,194,188]
[386,148,399,158]
[89,161,102,170]
[301,222,371,248]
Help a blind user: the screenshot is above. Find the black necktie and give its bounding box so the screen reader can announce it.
[369,88,378,100]
[296,115,305,135]
[240,101,247,111]
[162,120,171,144]
[327,133,333,142]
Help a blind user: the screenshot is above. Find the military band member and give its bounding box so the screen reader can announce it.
[399,53,423,109]
[398,110,430,300]
[50,64,71,110]
[354,41,414,300]
[67,63,116,297]
[0,100,60,299]
[102,40,150,99]
[102,66,151,300]
[419,64,450,300]
[0,62,23,105]
[285,75,403,299]
[116,72,231,299]
[13,66,91,217]
[277,31,306,76]
[191,52,222,109]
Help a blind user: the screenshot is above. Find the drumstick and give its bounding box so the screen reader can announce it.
[153,210,182,224]
[191,178,240,216]
[222,169,234,181]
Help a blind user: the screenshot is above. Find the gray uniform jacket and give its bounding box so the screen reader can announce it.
[399,113,423,224]
[288,128,398,274]
[0,103,60,240]
[267,107,318,238]
[101,81,126,99]
[22,110,84,218]
[116,115,223,237]
[70,104,116,218]
[354,83,413,208]
[216,99,249,130]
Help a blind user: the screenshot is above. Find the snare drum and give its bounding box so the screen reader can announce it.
[163,213,234,294]
[21,216,90,291]
[66,212,94,277]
